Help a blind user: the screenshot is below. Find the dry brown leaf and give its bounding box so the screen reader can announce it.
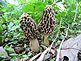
[60,34,81,61]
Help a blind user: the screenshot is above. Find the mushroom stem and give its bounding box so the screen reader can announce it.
[44,34,49,46]
[29,39,40,52]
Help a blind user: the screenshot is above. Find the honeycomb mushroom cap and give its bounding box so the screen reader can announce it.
[20,13,39,40]
[38,5,55,34]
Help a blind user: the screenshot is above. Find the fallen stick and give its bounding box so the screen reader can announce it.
[29,53,41,61]
[56,39,64,61]
[41,45,55,54]
[37,36,59,61]
[19,53,41,61]
[37,47,51,61]
[56,24,69,61]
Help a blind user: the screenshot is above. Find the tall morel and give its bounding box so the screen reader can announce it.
[38,5,55,46]
[20,13,40,52]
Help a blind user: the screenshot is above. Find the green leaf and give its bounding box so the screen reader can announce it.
[50,58,55,61]
[28,52,32,57]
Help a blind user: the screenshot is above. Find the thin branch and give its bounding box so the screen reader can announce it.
[50,17,62,49]
[29,53,41,61]
[37,47,50,61]
[56,38,65,61]
[56,22,69,61]
[41,45,55,54]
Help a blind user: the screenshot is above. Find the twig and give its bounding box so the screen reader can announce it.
[19,53,41,61]
[37,47,50,61]
[50,17,62,49]
[56,22,69,61]
[37,40,61,61]
[56,38,65,61]
[41,45,47,49]
[41,45,55,54]
[29,53,41,61]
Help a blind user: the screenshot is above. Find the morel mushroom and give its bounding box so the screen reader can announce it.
[38,5,55,46]
[20,13,40,52]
